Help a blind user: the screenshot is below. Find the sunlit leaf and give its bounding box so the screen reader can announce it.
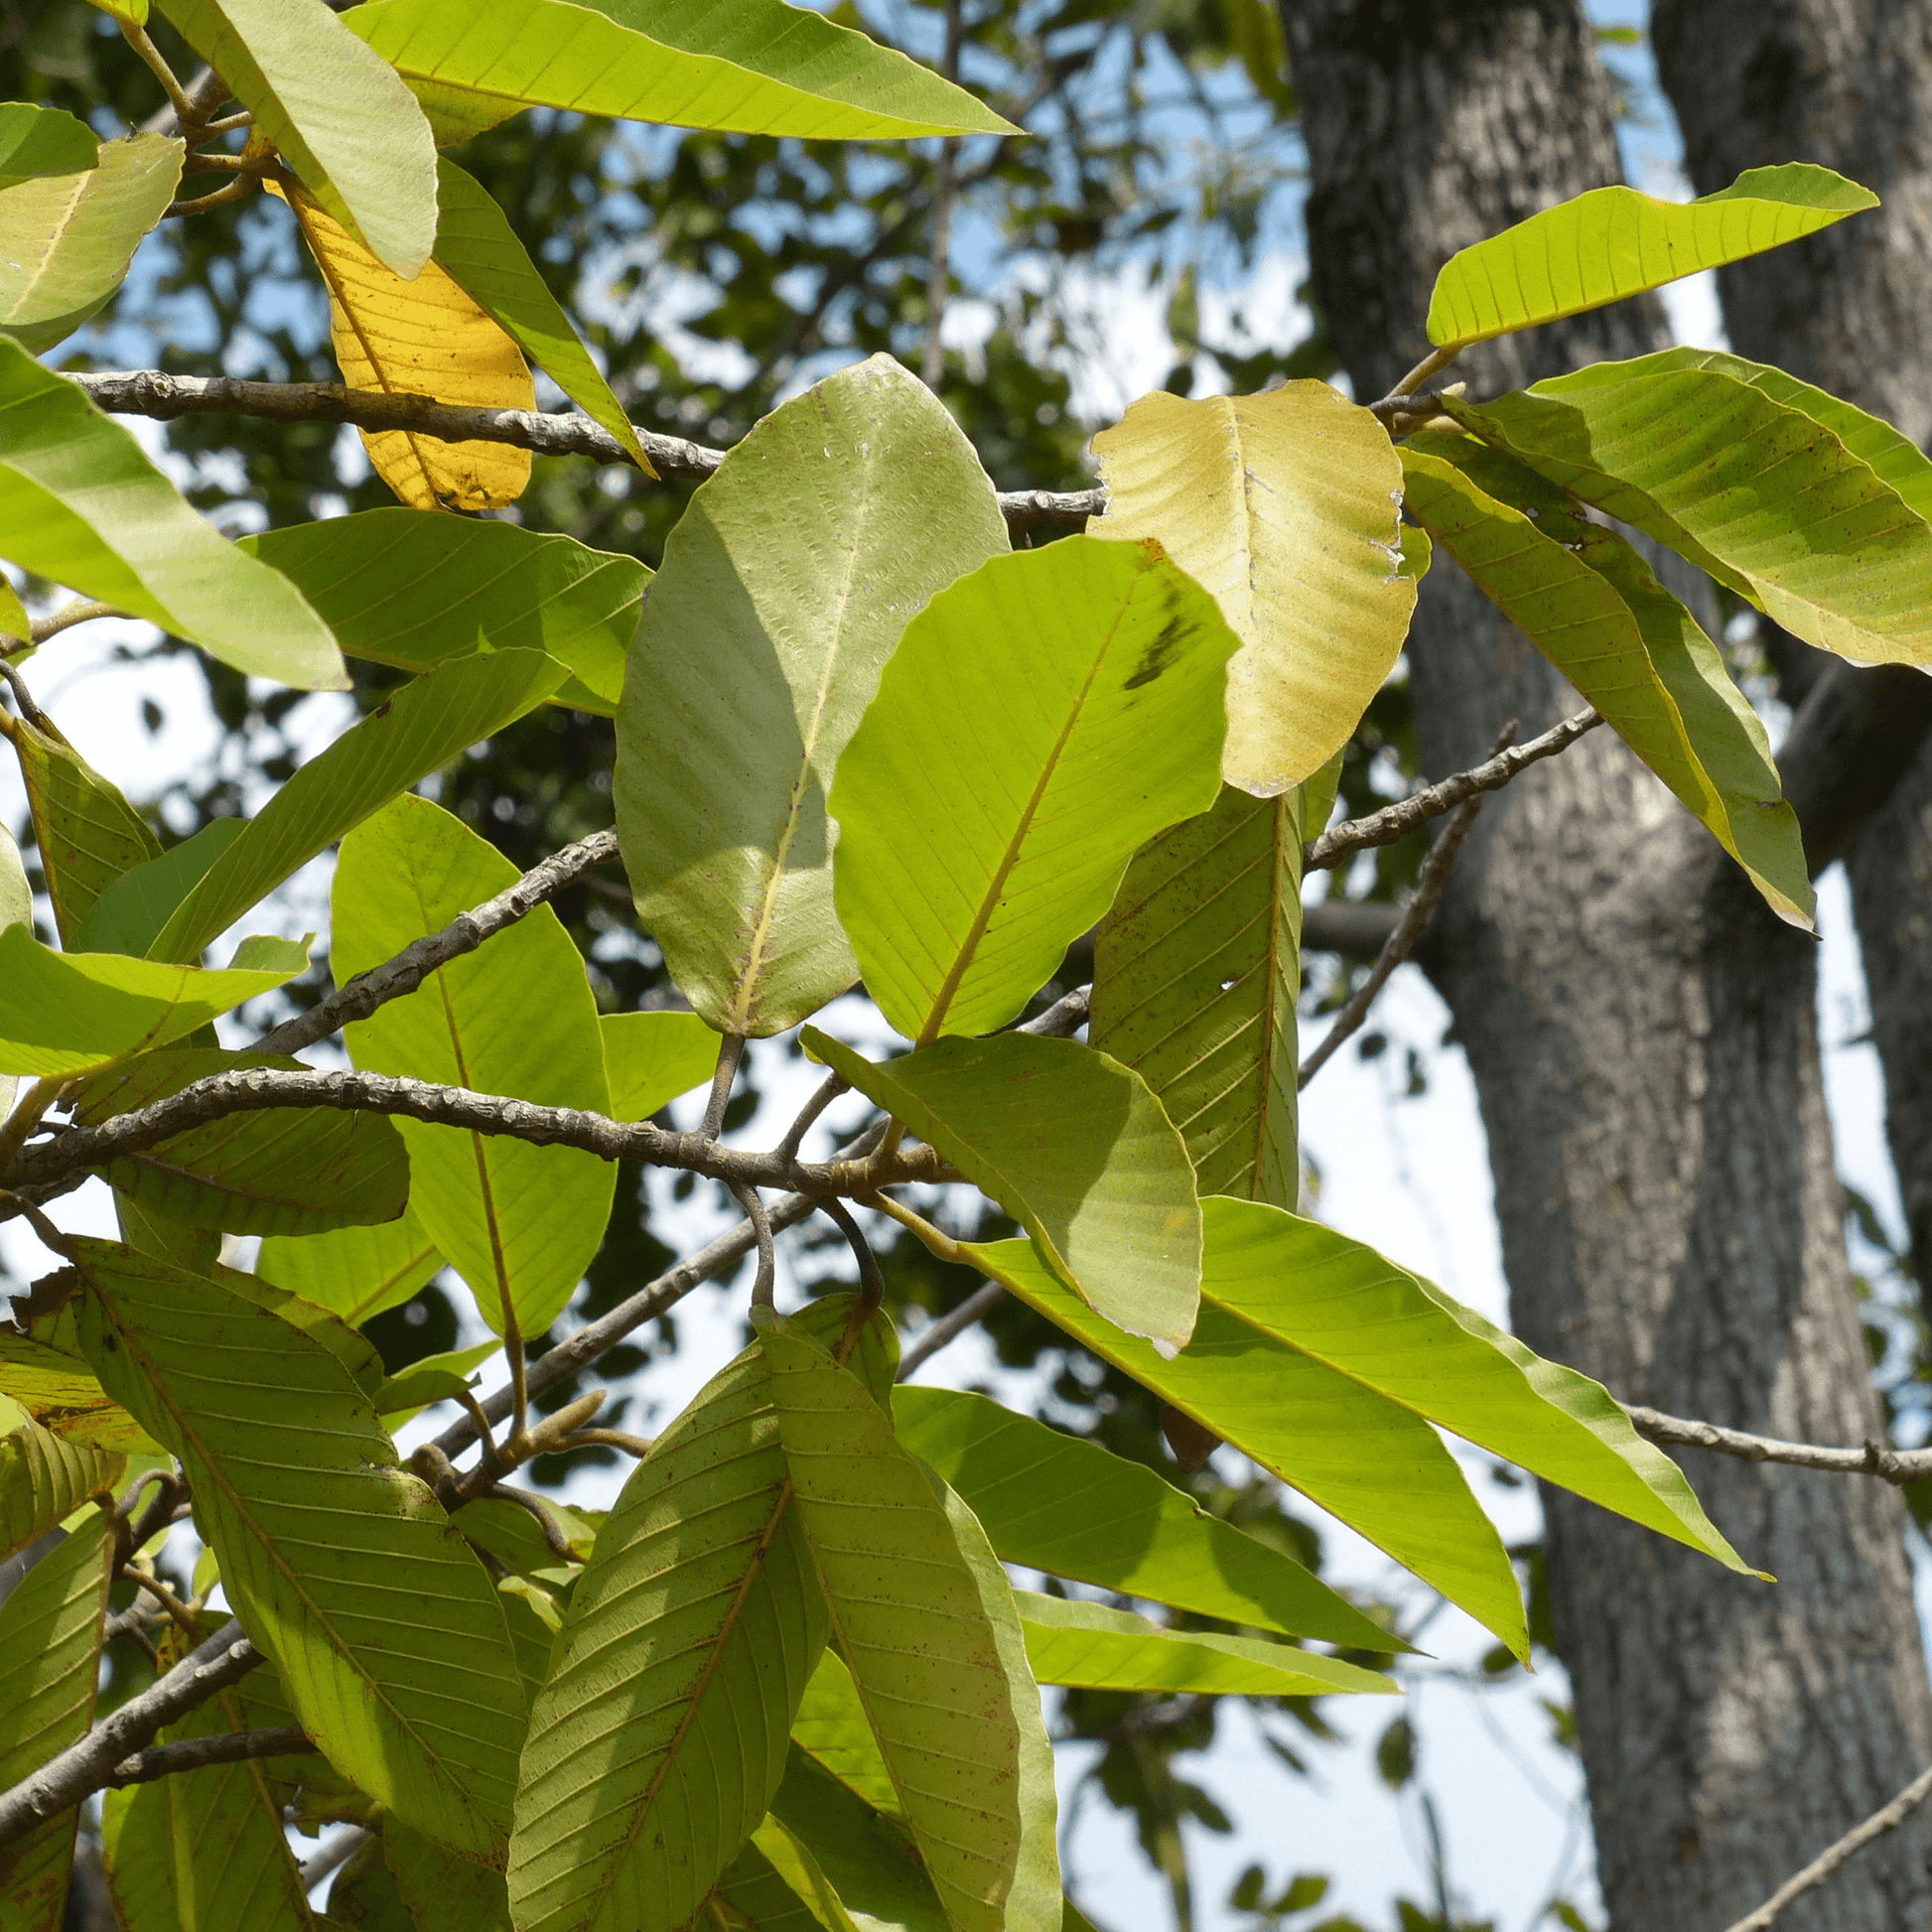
[0,1316,162,1455]
[70,818,243,957]
[386,1816,512,1931]
[0,819,26,1121]
[0,103,97,189]
[765,1748,947,1932]
[790,1651,898,1816]
[601,1011,721,1121]
[101,1776,177,1932]
[256,1210,443,1327]
[0,1419,121,1564]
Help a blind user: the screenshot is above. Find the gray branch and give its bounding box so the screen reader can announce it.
[1625,1406,1932,1485]
[103,1725,314,1790]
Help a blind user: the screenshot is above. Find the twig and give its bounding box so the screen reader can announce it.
[118,18,198,127]
[1298,745,1500,1090]
[0,1619,258,1847]
[30,600,124,644]
[898,1279,1008,1379]
[821,1196,887,1310]
[1367,344,1462,415]
[731,1183,777,1310]
[298,1826,371,1894]
[1305,707,1602,873]
[558,1427,654,1458]
[0,1186,72,1259]
[1022,981,1093,1038]
[777,1070,850,1163]
[921,0,964,388]
[473,1482,580,1566]
[0,659,48,731]
[103,1725,314,1791]
[165,175,262,218]
[700,1035,747,1142]
[1624,1407,1932,1485]
[1723,1761,1932,1931]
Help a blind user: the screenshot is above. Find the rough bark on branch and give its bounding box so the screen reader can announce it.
[1626,1406,1932,1486]
[102,1725,314,1791]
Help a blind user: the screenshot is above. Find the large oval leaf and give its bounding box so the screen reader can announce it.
[256,1211,443,1327]
[616,353,1007,1035]
[830,534,1238,1043]
[600,1011,720,1121]
[1091,384,1416,792]
[1426,163,1875,349]
[0,104,97,190]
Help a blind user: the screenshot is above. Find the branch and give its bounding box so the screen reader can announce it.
[1305,707,1602,873]
[1724,1760,1932,1931]
[0,1619,258,1848]
[1624,1406,1932,1485]
[66,371,1104,537]
[103,1725,313,1791]
[898,1278,1007,1379]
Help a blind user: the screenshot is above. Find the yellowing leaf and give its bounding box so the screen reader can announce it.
[1091,384,1416,794]
[278,183,533,511]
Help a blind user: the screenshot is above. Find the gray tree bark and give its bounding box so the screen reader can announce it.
[1277,3,1932,1925]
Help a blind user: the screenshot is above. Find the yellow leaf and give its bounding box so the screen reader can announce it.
[278,181,533,511]
[1091,384,1416,795]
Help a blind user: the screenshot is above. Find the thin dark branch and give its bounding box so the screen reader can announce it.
[700,1034,747,1142]
[731,1183,777,1310]
[777,1070,850,1163]
[821,1196,887,1309]
[1022,982,1092,1038]
[103,1725,313,1790]
[1306,707,1602,873]
[1625,1406,1932,1485]
[898,1278,1008,1379]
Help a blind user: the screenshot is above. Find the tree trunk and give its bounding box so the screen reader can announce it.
[1277,3,1932,1925]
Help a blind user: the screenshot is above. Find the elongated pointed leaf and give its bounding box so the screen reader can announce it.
[1400,436,1813,927]
[832,535,1238,1044]
[347,0,1016,147]
[386,1817,512,1931]
[747,1820,865,1932]
[336,794,613,1339]
[245,510,647,715]
[714,1831,850,1932]
[0,339,345,690]
[158,0,437,277]
[0,104,97,188]
[968,1238,1528,1657]
[0,1317,161,1454]
[893,1386,1393,1649]
[1091,385,1416,791]
[618,354,1007,1035]
[0,1508,113,1930]
[329,1836,416,1931]
[760,1321,1029,1932]
[1092,782,1308,1206]
[0,1420,121,1563]
[803,1029,1200,1349]
[1427,163,1876,348]
[69,1047,411,1235]
[0,819,26,1122]
[1447,356,1932,666]
[766,1748,948,1932]
[71,818,244,956]
[279,181,534,512]
[601,1011,720,1121]
[0,926,300,1075]
[791,1652,899,1815]
[148,646,568,963]
[0,133,181,351]
[1015,1593,1396,1699]
[102,1776,178,1932]
[257,1210,442,1325]
[74,1241,527,1860]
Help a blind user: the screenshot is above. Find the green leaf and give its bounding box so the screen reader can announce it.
[211,1265,385,1398]
[157,0,438,277]
[507,1337,831,1932]
[0,133,181,351]
[0,339,345,689]
[830,534,1238,1044]
[0,574,27,644]
[765,1748,947,1932]
[0,103,98,188]
[371,1338,500,1418]
[115,1180,220,1277]
[257,1210,442,1326]
[1090,384,1417,792]
[69,1047,412,1236]
[759,1320,1033,1932]
[461,1492,595,1581]
[102,1777,179,1932]
[601,1011,721,1121]
[617,354,1007,1035]
[893,1386,1395,1649]
[1426,163,1877,348]
[1092,782,1309,1207]
[147,646,569,963]
[335,794,614,1339]
[329,1835,415,1932]
[745,1819,864,1932]
[0,1508,112,1930]
[243,510,647,717]
[346,0,1018,148]
[0,1312,163,1455]
[0,819,27,1123]
[1014,1592,1398,1699]
[802,1029,1200,1350]
[386,1816,512,1932]
[1399,436,1813,929]
[791,1652,898,1816]
[0,1419,121,1563]
[1445,354,1932,666]
[70,818,244,956]
[75,1239,527,1861]
[432,158,651,471]
[0,925,301,1076]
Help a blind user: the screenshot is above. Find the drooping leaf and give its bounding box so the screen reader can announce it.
[601,1011,721,1121]
[0,103,97,189]
[1092,781,1309,1207]
[1426,163,1877,349]
[245,509,647,714]
[759,1320,1030,1932]
[386,1816,512,1932]
[744,1820,864,1932]
[69,1046,412,1235]
[70,818,245,956]
[257,1210,443,1326]
[765,1748,948,1932]
[146,645,568,963]
[0,1418,121,1563]
[335,794,614,1339]
[158,0,438,277]
[0,339,346,690]
[345,0,1017,147]
[0,1316,161,1454]
[1091,385,1416,792]
[893,1386,1394,1648]
[617,354,1007,1035]
[831,535,1238,1044]
[277,180,534,511]
[0,133,181,351]
[0,925,301,1076]
[790,1651,898,1816]
[1401,436,1813,927]
[1446,355,1932,666]
[0,1507,113,1930]
[802,1029,1200,1350]
[713,1825,857,1932]
[75,1240,528,1860]
[1015,1592,1397,1699]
